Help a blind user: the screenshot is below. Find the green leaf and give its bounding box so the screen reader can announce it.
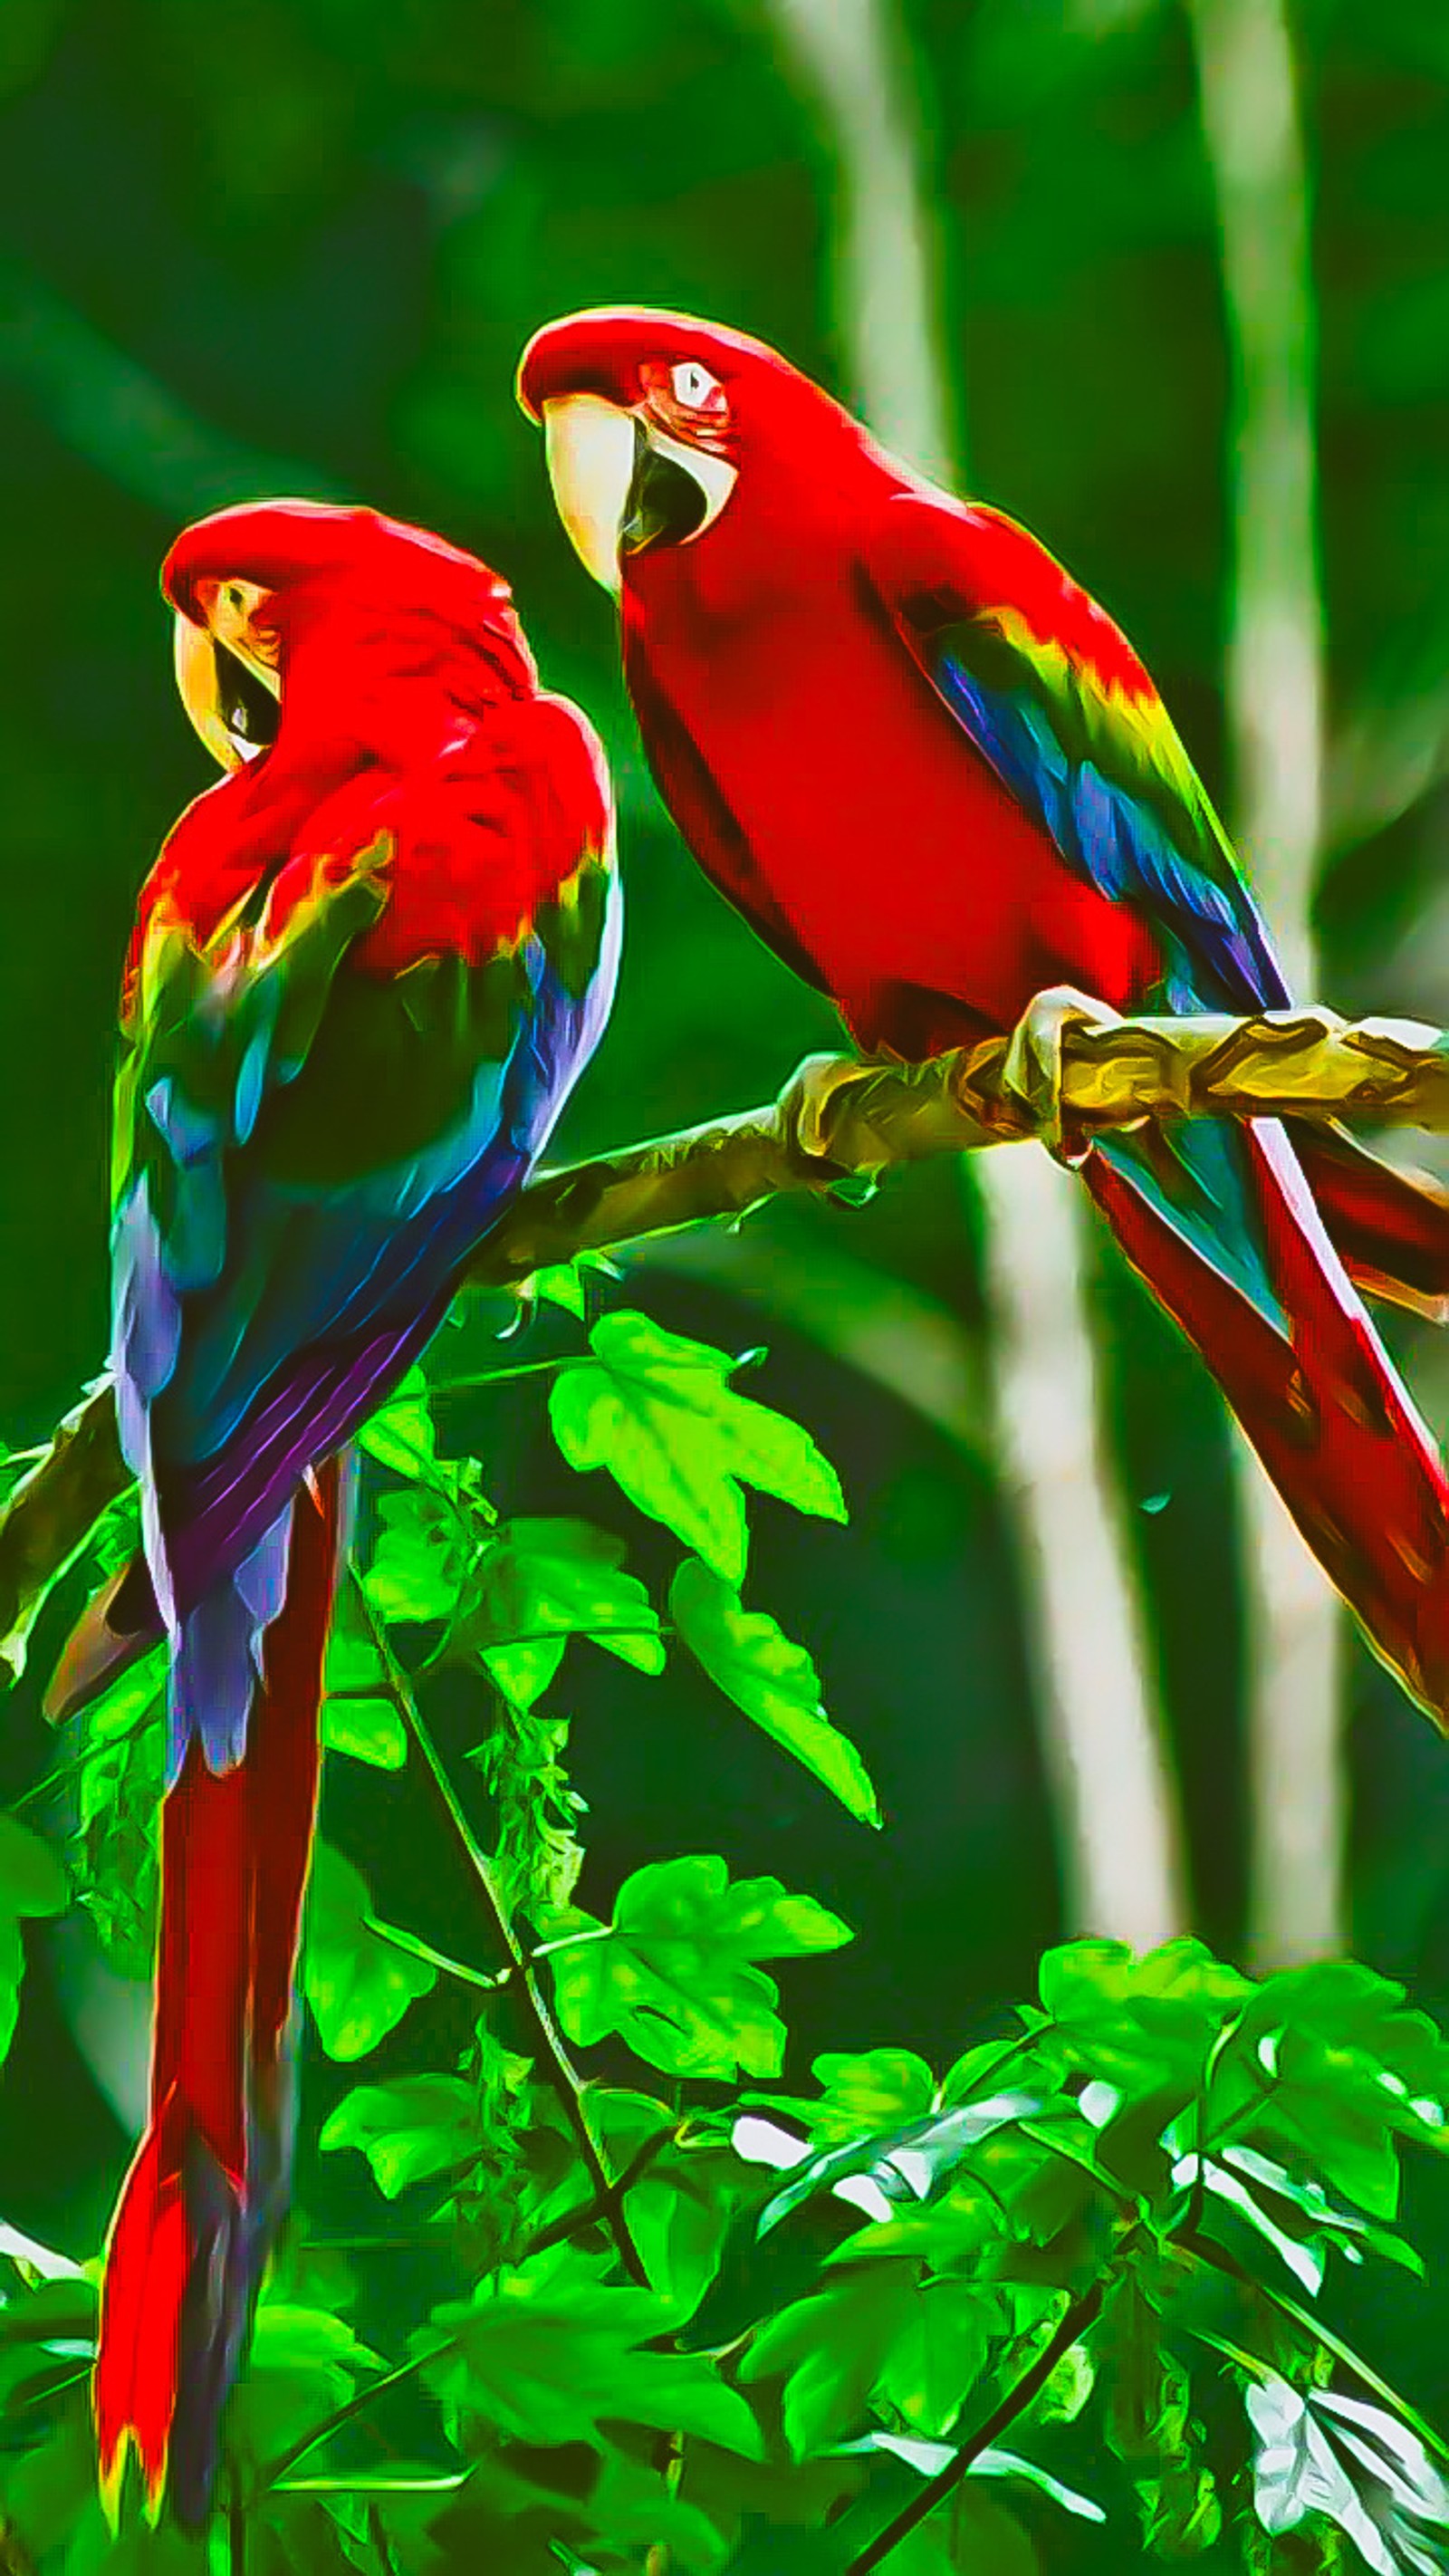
[1216,1958,1449,2221]
[742,2264,920,2457]
[320,2075,481,2198]
[537,1853,851,2081]
[755,2090,1037,2240]
[417,2244,762,2457]
[0,1913,26,2067]
[363,1486,470,1625]
[302,1842,437,2061]
[357,1364,438,1476]
[549,1310,846,1584]
[321,1588,408,1766]
[71,1655,166,1978]
[1099,2272,1187,2465]
[321,1693,408,1768]
[232,2299,384,2467]
[456,1516,665,1707]
[752,2047,938,2148]
[1243,2374,1449,2570]
[669,1557,878,1823]
[0,1813,69,1918]
[844,2430,1106,2523]
[527,1260,588,1319]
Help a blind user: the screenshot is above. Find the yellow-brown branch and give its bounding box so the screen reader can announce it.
[5,991,1446,1662]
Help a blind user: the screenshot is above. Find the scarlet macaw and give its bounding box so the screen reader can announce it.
[517,305,1449,1718]
[53,501,619,2521]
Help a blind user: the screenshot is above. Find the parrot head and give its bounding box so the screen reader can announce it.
[516,306,865,600]
[162,498,533,771]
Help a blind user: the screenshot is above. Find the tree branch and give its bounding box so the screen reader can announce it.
[5,994,1448,1666]
[843,2275,1108,2572]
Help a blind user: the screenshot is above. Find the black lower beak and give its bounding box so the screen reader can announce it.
[620,418,708,558]
[215,639,280,752]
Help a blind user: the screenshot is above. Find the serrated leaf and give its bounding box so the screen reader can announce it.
[302,1842,437,2061]
[357,1365,437,1476]
[362,1486,470,1625]
[538,1853,851,2081]
[0,1814,70,1918]
[71,1658,165,1978]
[320,2076,480,2197]
[1246,2377,1400,2571]
[669,1557,878,1822]
[756,2091,1037,2239]
[549,1310,846,1583]
[456,1517,665,1707]
[417,2245,762,2457]
[1036,1936,1252,2099]
[742,2264,920,2456]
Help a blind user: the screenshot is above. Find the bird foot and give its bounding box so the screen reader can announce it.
[781,1053,888,1166]
[999,985,1127,1162]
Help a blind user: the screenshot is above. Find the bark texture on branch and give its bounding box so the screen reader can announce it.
[3,994,1447,1669]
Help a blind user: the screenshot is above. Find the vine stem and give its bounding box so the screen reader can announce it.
[350,1573,650,2290]
[843,2277,1107,2574]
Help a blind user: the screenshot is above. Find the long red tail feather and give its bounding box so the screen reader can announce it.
[1086,1120,1449,1721]
[95,1459,341,2526]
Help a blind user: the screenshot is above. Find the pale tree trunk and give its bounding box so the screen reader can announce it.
[767,0,1188,1947]
[1188,0,1342,1965]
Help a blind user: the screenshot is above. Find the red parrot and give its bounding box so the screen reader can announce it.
[517,305,1449,1721]
[52,501,619,2521]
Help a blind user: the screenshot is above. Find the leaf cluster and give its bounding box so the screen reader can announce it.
[0,1290,1445,2574]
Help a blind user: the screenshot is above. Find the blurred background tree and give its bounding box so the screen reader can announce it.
[2,0,1449,2552]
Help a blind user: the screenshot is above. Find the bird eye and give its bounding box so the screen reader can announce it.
[671,360,723,412]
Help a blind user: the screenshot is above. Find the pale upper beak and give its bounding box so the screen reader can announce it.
[173,577,283,772]
[541,392,736,597]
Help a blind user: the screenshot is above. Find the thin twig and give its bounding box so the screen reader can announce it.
[363,1914,504,1995]
[843,2278,1107,2573]
[264,2346,439,2490]
[352,1575,650,2290]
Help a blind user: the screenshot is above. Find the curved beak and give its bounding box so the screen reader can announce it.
[541,393,737,596]
[172,582,282,773]
[173,610,244,771]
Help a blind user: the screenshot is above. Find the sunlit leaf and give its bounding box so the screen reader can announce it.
[417,2244,762,2456]
[669,1556,878,1822]
[755,2091,1038,2239]
[358,1365,438,1477]
[549,1310,846,1584]
[363,1486,471,1626]
[321,1694,408,1769]
[537,1852,850,2081]
[302,1842,437,2061]
[320,2075,481,2198]
[455,1516,665,1707]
